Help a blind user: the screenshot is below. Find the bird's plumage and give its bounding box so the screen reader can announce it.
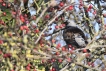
[63,26,87,48]
[74,33,86,47]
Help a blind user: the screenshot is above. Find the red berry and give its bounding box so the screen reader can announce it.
[0,0,3,3]
[24,14,28,17]
[72,47,75,50]
[56,43,61,49]
[62,47,66,51]
[52,39,55,43]
[8,3,11,7]
[55,18,58,21]
[26,66,30,70]
[11,70,14,71]
[67,58,71,62]
[3,53,11,58]
[3,12,6,16]
[42,60,46,63]
[33,69,37,71]
[47,48,50,51]
[23,26,28,30]
[12,11,16,15]
[55,52,60,55]
[2,2,6,6]
[68,6,73,10]
[20,15,24,19]
[52,67,56,71]
[57,6,61,10]
[20,15,25,22]
[35,29,39,33]
[89,4,92,9]
[31,15,36,20]
[27,63,31,67]
[49,7,54,12]
[102,69,106,71]
[59,25,63,28]
[93,10,96,15]
[85,53,90,58]
[91,63,94,67]
[0,40,3,44]
[61,24,66,27]
[21,18,25,22]
[68,45,72,48]
[49,28,52,30]
[0,50,2,54]
[6,53,11,57]
[40,43,44,47]
[55,25,59,29]
[87,8,91,12]
[58,59,62,63]
[83,49,87,53]
[20,26,24,30]
[87,62,91,66]
[3,54,7,58]
[39,39,43,44]
[52,59,55,62]
[59,2,64,7]
[70,50,73,54]
[79,5,82,8]
[45,14,50,19]
[8,33,12,37]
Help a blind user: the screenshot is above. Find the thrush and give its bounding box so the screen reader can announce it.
[63,26,88,48]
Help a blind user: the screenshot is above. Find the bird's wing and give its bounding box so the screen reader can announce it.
[74,34,86,47]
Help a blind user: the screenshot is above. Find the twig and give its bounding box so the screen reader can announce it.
[90,45,106,48]
[34,0,39,10]
[60,63,69,71]
[33,56,51,60]
[35,7,48,24]
[33,50,51,57]
[75,62,98,71]
[85,29,105,49]
[75,45,106,52]
[35,0,51,25]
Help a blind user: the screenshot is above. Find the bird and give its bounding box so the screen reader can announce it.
[63,26,88,48]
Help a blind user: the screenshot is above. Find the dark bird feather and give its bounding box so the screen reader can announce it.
[63,26,88,48]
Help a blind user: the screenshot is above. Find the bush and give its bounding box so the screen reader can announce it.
[0,0,106,71]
